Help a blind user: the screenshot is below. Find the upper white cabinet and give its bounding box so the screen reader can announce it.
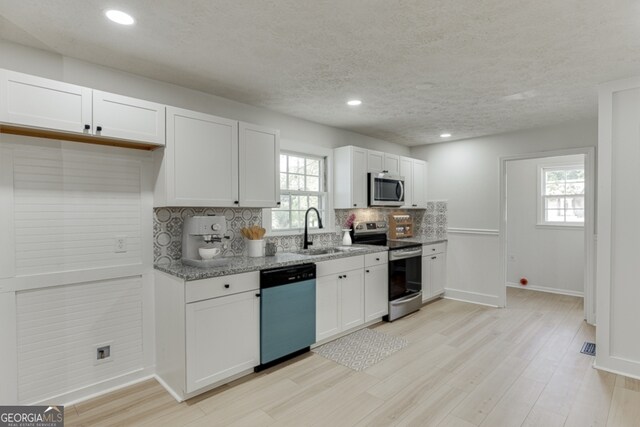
[238,122,280,208]
[92,90,165,145]
[157,107,238,207]
[367,150,400,175]
[334,146,368,208]
[155,110,280,208]
[0,69,91,134]
[0,69,165,147]
[399,156,428,209]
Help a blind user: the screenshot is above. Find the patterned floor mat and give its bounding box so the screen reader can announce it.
[312,328,409,371]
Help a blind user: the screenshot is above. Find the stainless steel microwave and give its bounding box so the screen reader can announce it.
[368,173,405,207]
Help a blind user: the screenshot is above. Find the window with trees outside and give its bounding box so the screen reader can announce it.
[539,165,585,226]
[271,152,327,232]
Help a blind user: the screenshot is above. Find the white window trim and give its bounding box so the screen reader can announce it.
[536,163,585,228]
[263,140,335,236]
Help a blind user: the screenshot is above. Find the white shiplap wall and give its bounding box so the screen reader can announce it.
[16,276,144,404]
[12,145,142,275]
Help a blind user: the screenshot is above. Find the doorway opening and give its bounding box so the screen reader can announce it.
[499,148,595,324]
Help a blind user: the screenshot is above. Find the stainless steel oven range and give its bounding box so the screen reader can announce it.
[352,221,423,321]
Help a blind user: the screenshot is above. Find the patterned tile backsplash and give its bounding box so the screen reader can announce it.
[153,202,447,264]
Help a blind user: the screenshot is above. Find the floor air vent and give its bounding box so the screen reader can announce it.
[581,342,596,356]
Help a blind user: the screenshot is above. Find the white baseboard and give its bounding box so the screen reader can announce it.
[444,288,501,308]
[506,282,584,298]
[32,367,155,406]
[593,362,640,381]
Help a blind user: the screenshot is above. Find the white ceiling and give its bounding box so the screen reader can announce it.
[1,0,639,145]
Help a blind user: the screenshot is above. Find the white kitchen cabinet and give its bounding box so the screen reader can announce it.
[367,150,400,175]
[365,263,388,322]
[238,122,280,208]
[92,90,165,145]
[0,69,165,147]
[155,271,261,401]
[155,113,280,208]
[399,157,428,209]
[0,69,91,134]
[334,146,368,208]
[157,107,238,207]
[422,243,447,302]
[315,256,366,342]
[411,159,428,208]
[185,290,260,393]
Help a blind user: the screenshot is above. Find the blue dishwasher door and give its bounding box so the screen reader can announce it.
[260,279,316,364]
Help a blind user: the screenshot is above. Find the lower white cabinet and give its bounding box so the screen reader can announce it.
[364,252,388,322]
[155,271,260,401]
[422,243,447,302]
[316,268,365,341]
[185,290,259,393]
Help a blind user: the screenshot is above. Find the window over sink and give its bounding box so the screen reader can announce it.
[268,151,328,232]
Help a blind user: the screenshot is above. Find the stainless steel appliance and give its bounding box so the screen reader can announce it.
[368,173,405,207]
[181,215,228,267]
[352,221,422,321]
[257,263,316,371]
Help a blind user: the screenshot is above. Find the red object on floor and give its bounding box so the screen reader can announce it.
[520,278,528,285]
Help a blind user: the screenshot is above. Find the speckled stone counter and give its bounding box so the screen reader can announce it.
[388,237,448,245]
[154,245,388,281]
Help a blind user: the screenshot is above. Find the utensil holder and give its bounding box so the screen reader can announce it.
[342,229,352,246]
[247,239,264,257]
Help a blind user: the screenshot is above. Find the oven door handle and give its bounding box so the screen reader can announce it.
[390,292,423,305]
[389,248,422,260]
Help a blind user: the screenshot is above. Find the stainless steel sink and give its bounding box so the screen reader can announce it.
[295,246,366,256]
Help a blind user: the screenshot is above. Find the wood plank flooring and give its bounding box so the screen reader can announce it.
[64,288,640,426]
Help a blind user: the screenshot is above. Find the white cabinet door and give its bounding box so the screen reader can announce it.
[422,255,433,302]
[412,159,428,208]
[333,146,368,209]
[316,274,341,341]
[92,90,165,145]
[365,264,388,321]
[164,107,238,207]
[0,69,91,134]
[367,150,385,172]
[431,253,446,296]
[185,291,259,393]
[239,122,280,208]
[340,269,365,330]
[384,153,400,175]
[400,156,413,208]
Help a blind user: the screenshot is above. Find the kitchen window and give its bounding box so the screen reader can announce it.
[538,165,585,226]
[269,151,328,232]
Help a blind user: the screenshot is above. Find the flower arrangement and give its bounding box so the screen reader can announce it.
[344,213,356,230]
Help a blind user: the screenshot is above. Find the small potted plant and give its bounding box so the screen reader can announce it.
[342,213,356,246]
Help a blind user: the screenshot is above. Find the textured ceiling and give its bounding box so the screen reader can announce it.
[1,0,639,145]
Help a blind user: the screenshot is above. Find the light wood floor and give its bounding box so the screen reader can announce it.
[64,288,640,426]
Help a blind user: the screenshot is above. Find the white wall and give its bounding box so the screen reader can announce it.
[410,119,597,306]
[506,155,585,296]
[0,38,409,404]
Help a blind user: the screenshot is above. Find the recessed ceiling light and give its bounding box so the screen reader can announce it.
[440,133,452,138]
[346,100,362,106]
[105,10,135,25]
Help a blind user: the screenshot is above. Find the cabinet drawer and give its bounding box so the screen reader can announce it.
[423,242,446,255]
[316,255,364,277]
[186,271,259,303]
[364,251,388,267]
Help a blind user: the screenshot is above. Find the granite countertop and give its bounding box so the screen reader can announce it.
[154,244,388,281]
[388,236,448,245]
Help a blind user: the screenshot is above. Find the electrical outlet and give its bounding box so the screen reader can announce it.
[114,236,127,253]
[94,342,113,365]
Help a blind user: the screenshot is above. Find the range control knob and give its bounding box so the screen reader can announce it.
[211,224,221,231]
